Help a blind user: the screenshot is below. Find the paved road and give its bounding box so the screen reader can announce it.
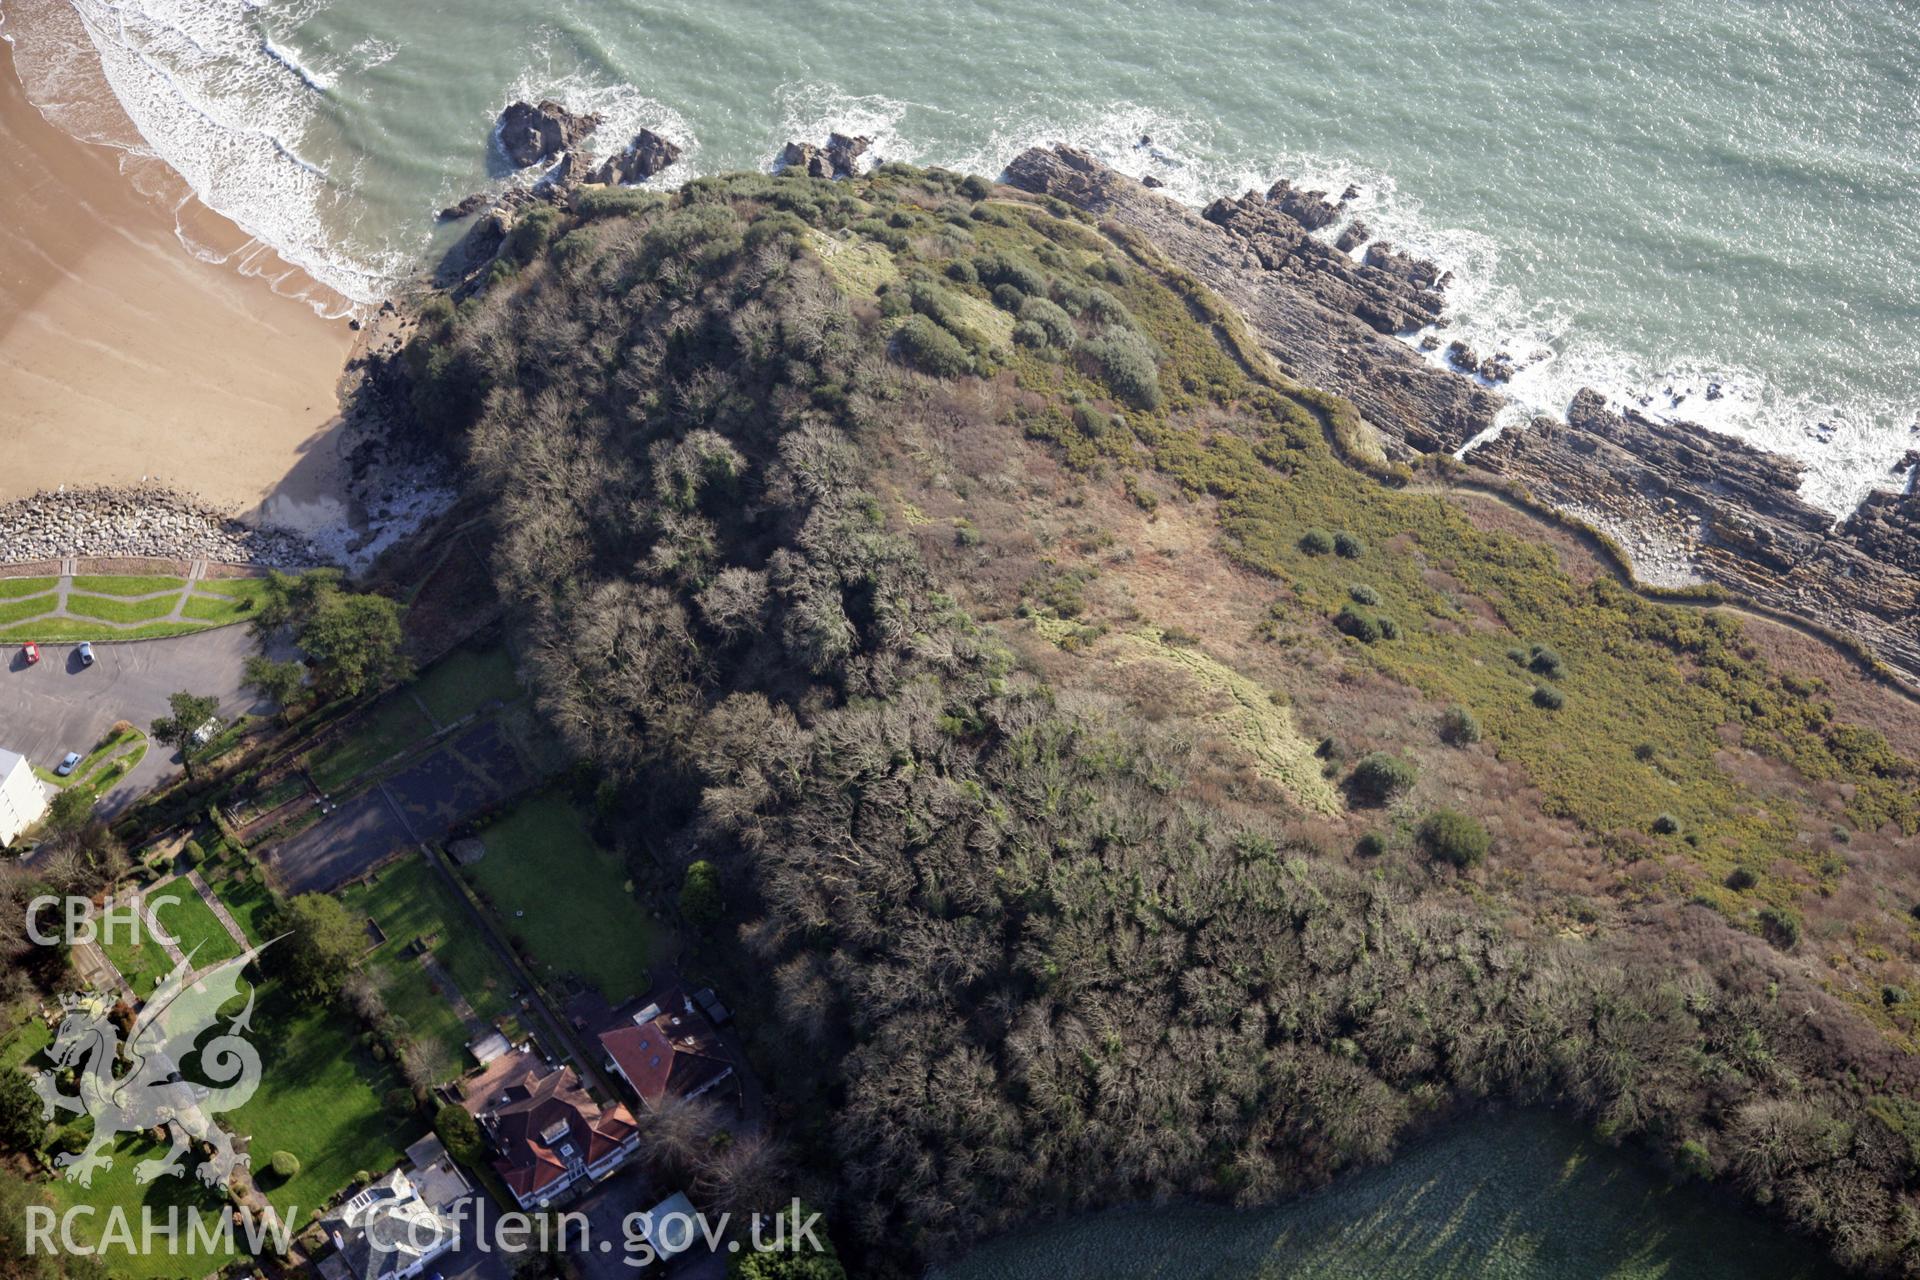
[0,631,268,814]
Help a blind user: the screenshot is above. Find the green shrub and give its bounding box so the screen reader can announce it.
[1676,1138,1713,1181]
[1652,813,1681,836]
[1533,685,1566,710]
[1882,984,1907,1007]
[1013,320,1048,349]
[506,205,560,264]
[1725,866,1757,891]
[1633,742,1658,762]
[973,252,1047,296]
[959,174,992,200]
[1018,296,1076,347]
[1348,584,1381,606]
[1759,905,1801,951]
[1079,327,1162,409]
[1334,607,1383,644]
[1349,752,1416,804]
[1527,644,1566,679]
[1421,808,1490,868]
[681,859,724,929]
[1439,705,1482,745]
[991,283,1027,312]
[1072,403,1113,439]
[435,1103,483,1161]
[182,839,207,868]
[894,316,972,378]
[1333,531,1366,559]
[269,1151,299,1181]
[945,259,979,285]
[1356,832,1386,857]
[1506,646,1528,666]
[1300,528,1335,555]
[576,187,666,219]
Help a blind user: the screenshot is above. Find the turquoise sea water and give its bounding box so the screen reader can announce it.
[2,0,1915,513]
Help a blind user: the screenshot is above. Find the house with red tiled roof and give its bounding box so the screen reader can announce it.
[598,990,736,1112]
[461,1047,639,1208]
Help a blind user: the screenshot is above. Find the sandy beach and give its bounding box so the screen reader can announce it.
[0,31,357,531]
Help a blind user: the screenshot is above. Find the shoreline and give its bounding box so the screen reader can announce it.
[0,32,358,530]
[1005,145,1920,689]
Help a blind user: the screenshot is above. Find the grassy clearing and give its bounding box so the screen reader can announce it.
[193,576,271,597]
[65,592,181,623]
[152,883,243,966]
[70,574,186,597]
[466,793,662,1000]
[0,576,57,599]
[305,695,436,793]
[412,646,521,725]
[0,1010,51,1071]
[339,854,516,1075]
[0,593,57,626]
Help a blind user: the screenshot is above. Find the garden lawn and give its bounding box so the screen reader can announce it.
[0,593,58,626]
[0,620,205,642]
[65,592,180,624]
[468,793,662,1000]
[44,1132,243,1280]
[100,920,176,997]
[193,577,272,598]
[209,870,280,947]
[412,646,521,726]
[306,696,436,793]
[226,985,417,1228]
[153,884,243,966]
[339,854,516,1076]
[0,577,57,599]
[69,574,186,597]
[181,593,259,624]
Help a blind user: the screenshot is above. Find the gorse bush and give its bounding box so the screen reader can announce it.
[1439,704,1482,745]
[1018,295,1077,347]
[1333,531,1366,559]
[1533,684,1566,710]
[1300,528,1335,555]
[1349,752,1417,804]
[1349,583,1381,606]
[1079,326,1163,409]
[1528,644,1566,679]
[894,315,972,378]
[1421,808,1490,868]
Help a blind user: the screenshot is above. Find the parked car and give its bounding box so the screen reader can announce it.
[55,752,81,777]
[21,642,38,665]
[189,716,222,747]
[77,642,95,667]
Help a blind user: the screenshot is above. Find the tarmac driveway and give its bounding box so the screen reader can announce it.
[0,631,269,813]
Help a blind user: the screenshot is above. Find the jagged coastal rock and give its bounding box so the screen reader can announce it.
[0,486,324,567]
[496,99,602,170]
[1003,144,1920,685]
[590,128,683,185]
[779,132,872,178]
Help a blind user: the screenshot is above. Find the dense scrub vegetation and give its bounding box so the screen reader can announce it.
[407,167,1920,1275]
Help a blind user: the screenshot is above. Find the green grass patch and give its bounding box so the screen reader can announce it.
[181,592,257,624]
[190,576,271,597]
[0,576,57,599]
[65,592,181,624]
[42,726,145,790]
[305,695,436,792]
[209,871,279,947]
[0,593,57,626]
[339,854,516,1076]
[0,619,207,643]
[70,574,186,597]
[0,1009,51,1071]
[98,915,176,996]
[412,646,521,725]
[152,884,242,967]
[467,793,663,1000]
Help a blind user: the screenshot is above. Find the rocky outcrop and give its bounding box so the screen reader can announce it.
[779,132,872,179]
[1264,178,1340,230]
[1005,144,1496,454]
[497,100,601,170]
[1003,144,1920,686]
[0,487,324,567]
[590,128,682,185]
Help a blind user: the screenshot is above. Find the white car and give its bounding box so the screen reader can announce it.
[189,716,223,747]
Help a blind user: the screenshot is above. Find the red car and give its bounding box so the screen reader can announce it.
[21,642,38,666]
